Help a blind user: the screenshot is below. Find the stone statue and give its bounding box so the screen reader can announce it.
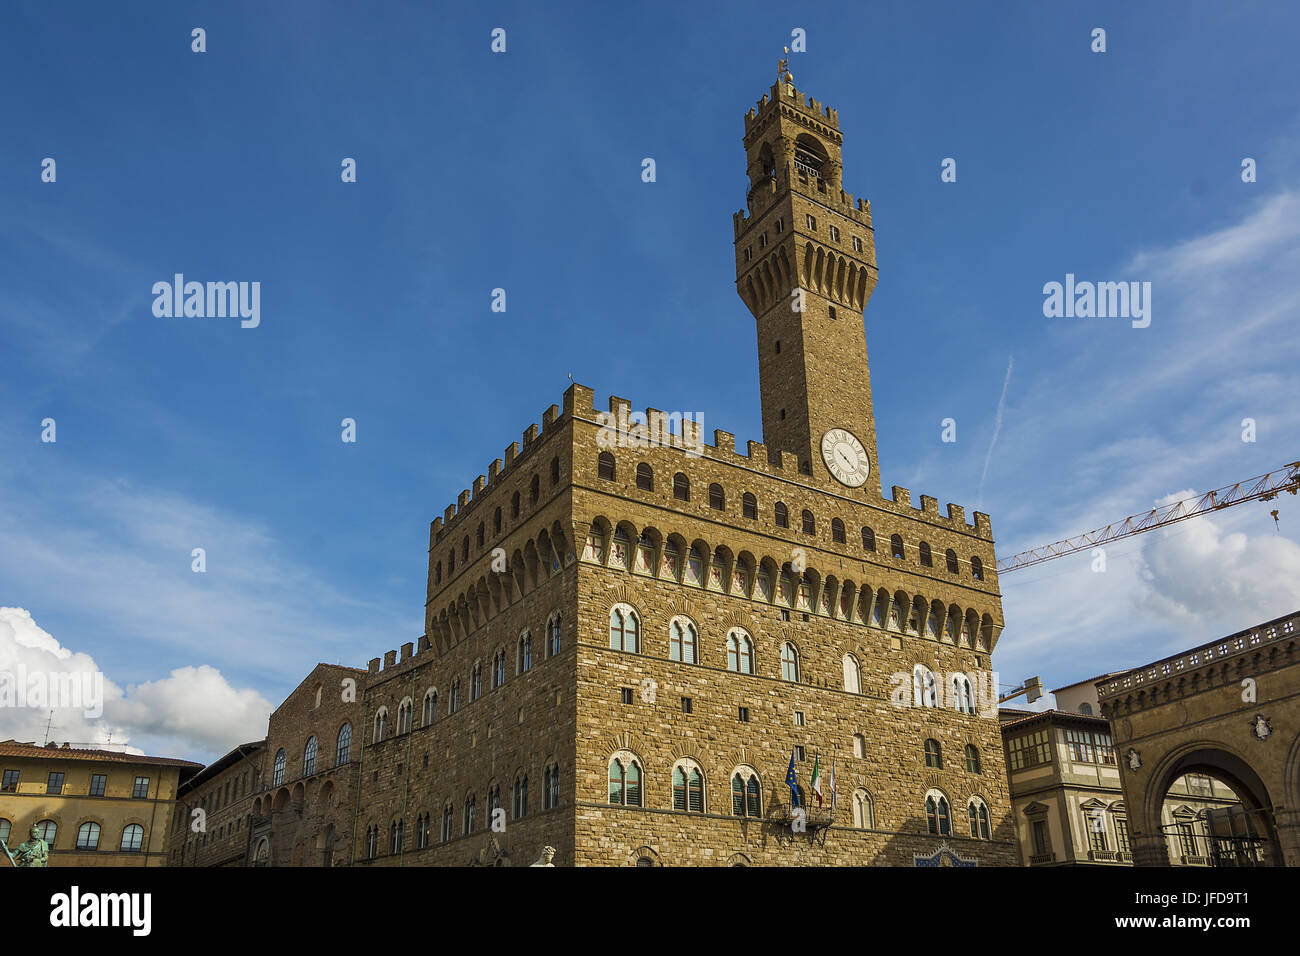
[2,825,49,867]
[529,845,556,867]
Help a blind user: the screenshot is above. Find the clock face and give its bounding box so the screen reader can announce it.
[821,429,871,487]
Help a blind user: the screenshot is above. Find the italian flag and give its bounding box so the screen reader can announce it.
[810,755,823,807]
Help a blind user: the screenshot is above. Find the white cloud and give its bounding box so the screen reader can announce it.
[0,606,271,760]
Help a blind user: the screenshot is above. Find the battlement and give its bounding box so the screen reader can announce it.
[744,82,841,138]
[733,161,874,239]
[428,397,567,546]
[567,385,992,541]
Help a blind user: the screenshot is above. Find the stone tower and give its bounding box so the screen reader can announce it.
[734,72,881,495]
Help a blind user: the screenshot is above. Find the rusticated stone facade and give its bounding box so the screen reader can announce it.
[347,75,1015,867]
[183,73,1017,867]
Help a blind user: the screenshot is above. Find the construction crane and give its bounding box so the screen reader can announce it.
[997,459,1300,574]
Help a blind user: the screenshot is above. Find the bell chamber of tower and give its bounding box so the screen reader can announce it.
[734,78,882,497]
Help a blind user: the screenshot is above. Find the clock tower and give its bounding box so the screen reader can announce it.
[734,65,882,496]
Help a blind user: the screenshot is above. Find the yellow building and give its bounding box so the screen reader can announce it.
[0,739,201,867]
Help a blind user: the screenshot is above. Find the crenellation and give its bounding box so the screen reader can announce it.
[891,486,911,508]
[400,642,414,661]
[522,423,539,448]
[713,429,735,455]
[920,495,938,515]
[542,403,560,431]
[488,459,501,482]
[472,476,486,498]
[457,489,470,510]
[367,657,380,674]
[947,503,966,524]
[504,440,519,468]
[383,649,396,669]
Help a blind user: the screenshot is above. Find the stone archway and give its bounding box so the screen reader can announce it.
[1134,742,1282,867]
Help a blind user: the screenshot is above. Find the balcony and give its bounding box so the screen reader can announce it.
[1089,849,1120,862]
[1028,852,1056,865]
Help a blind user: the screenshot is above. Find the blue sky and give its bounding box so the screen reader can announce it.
[2,1,1299,760]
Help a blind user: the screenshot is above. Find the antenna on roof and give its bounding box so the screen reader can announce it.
[43,712,53,746]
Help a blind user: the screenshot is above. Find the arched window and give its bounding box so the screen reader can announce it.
[890,534,904,559]
[76,822,100,850]
[774,502,789,528]
[608,753,642,807]
[925,792,951,836]
[853,733,866,758]
[672,762,705,813]
[530,473,540,504]
[598,452,616,481]
[398,699,413,733]
[547,613,562,657]
[709,483,725,510]
[669,617,698,664]
[853,789,875,829]
[35,820,57,847]
[780,642,800,682]
[462,536,469,561]
[517,632,532,673]
[1079,702,1094,716]
[550,456,560,486]
[120,824,144,853]
[919,542,932,567]
[543,762,560,810]
[372,709,388,743]
[968,798,991,839]
[842,654,861,693]
[832,518,846,543]
[801,510,815,534]
[636,463,654,491]
[971,556,985,581]
[441,804,454,843]
[365,826,378,859]
[730,767,762,817]
[913,666,938,708]
[493,507,502,535]
[390,818,405,854]
[463,794,476,835]
[476,522,485,548]
[673,472,690,501]
[953,674,975,714]
[862,527,876,552]
[726,629,754,674]
[335,723,352,766]
[742,493,757,519]
[272,748,287,786]
[924,738,943,769]
[609,604,640,652]
[513,774,529,819]
[303,736,318,776]
[965,744,982,774]
[423,690,437,726]
[511,492,521,518]
[449,678,461,714]
[470,662,483,700]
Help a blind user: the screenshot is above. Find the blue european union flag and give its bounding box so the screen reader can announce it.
[786,752,799,807]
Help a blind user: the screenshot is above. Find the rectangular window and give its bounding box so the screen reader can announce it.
[852,236,863,252]
[89,774,106,796]
[1096,732,1117,765]
[794,711,805,727]
[1086,814,1108,853]
[132,776,150,799]
[1066,728,1095,763]
[738,706,749,722]
[794,745,805,761]
[829,225,840,242]
[1031,819,1050,857]
[2,770,19,792]
[681,697,692,714]
[1007,729,1053,770]
[620,687,633,705]
[47,772,65,795]
[805,214,817,230]
[1115,817,1131,854]
[1177,823,1197,857]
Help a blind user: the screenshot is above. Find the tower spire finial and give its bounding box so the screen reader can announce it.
[778,47,793,84]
